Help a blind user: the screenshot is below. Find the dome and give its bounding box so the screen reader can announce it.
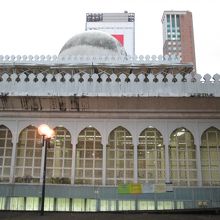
[59,30,127,58]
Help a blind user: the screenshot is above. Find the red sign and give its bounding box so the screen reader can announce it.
[112,34,124,46]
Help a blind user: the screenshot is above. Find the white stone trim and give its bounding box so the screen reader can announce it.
[0,54,180,65]
[0,72,219,97]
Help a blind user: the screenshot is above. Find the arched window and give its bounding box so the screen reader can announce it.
[106,126,133,185]
[138,127,165,184]
[169,128,197,186]
[0,125,13,182]
[46,126,72,184]
[15,126,41,183]
[201,127,220,186]
[75,127,102,185]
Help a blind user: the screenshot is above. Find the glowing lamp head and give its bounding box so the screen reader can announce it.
[38,124,54,138]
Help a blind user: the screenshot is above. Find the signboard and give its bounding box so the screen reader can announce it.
[142,183,154,193]
[154,184,166,193]
[118,183,142,194]
[112,34,124,46]
[118,183,170,194]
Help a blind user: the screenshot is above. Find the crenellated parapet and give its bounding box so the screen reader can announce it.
[0,55,219,97]
[0,54,181,65]
[0,72,219,97]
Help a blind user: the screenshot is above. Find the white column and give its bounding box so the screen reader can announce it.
[133,139,138,183]
[164,137,170,183]
[71,139,77,184]
[194,131,202,186]
[9,133,18,183]
[102,142,107,185]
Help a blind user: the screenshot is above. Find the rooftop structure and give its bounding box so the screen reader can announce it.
[59,31,127,58]
[162,11,196,71]
[86,12,135,57]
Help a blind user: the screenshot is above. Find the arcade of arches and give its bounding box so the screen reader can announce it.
[0,125,220,186]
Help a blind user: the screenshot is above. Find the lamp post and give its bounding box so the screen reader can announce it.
[38,124,54,216]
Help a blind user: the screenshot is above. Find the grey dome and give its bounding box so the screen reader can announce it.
[59,30,127,58]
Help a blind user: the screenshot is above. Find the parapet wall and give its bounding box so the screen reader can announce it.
[0,54,181,64]
[0,72,219,97]
[0,55,219,97]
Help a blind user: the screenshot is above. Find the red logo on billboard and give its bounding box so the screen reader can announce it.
[112,34,124,46]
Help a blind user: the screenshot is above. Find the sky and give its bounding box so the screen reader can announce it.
[0,0,219,75]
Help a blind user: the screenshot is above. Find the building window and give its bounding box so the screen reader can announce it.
[100,200,116,211]
[15,126,42,183]
[26,197,39,210]
[166,15,170,22]
[56,198,70,211]
[44,197,54,211]
[46,126,72,184]
[9,197,25,210]
[0,197,6,210]
[106,126,134,185]
[169,128,197,186]
[157,201,174,210]
[176,201,184,209]
[86,199,96,211]
[171,15,175,28]
[72,198,85,211]
[201,127,220,186]
[0,125,13,182]
[75,127,102,185]
[176,15,180,28]
[138,200,155,210]
[138,128,165,184]
[118,200,135,211]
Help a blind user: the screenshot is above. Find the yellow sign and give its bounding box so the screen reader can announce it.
[118,183,142,194]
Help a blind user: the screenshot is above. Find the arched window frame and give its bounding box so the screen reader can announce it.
[46,126,72,184]
[75,127,102,185]
[0,125,13,182]
[15,125,41,183]
[201,127,220,186]
[137,127,165,184]
[106,126,134,185]
[169,128,197,186]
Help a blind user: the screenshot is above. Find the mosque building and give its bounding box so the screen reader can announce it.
[0,30,220,212]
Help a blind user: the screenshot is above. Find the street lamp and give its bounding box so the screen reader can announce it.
[38,124,54,216]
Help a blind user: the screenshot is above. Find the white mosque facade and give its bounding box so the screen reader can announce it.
[0,31,220,212]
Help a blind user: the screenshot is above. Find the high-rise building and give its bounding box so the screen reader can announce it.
[162,11,196,71]
[85,12,135,57]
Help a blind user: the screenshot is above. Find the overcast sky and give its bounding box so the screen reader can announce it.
[0,0,219,75]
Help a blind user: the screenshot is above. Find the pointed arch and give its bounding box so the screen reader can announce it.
[15,125,42,183]
[138,127,165,184]
[0,125,13,182]
[46,126,72,184]
[106,126,134,185]
[75,126,102,185]
[201,127,220,186]
[169,127,197,186]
